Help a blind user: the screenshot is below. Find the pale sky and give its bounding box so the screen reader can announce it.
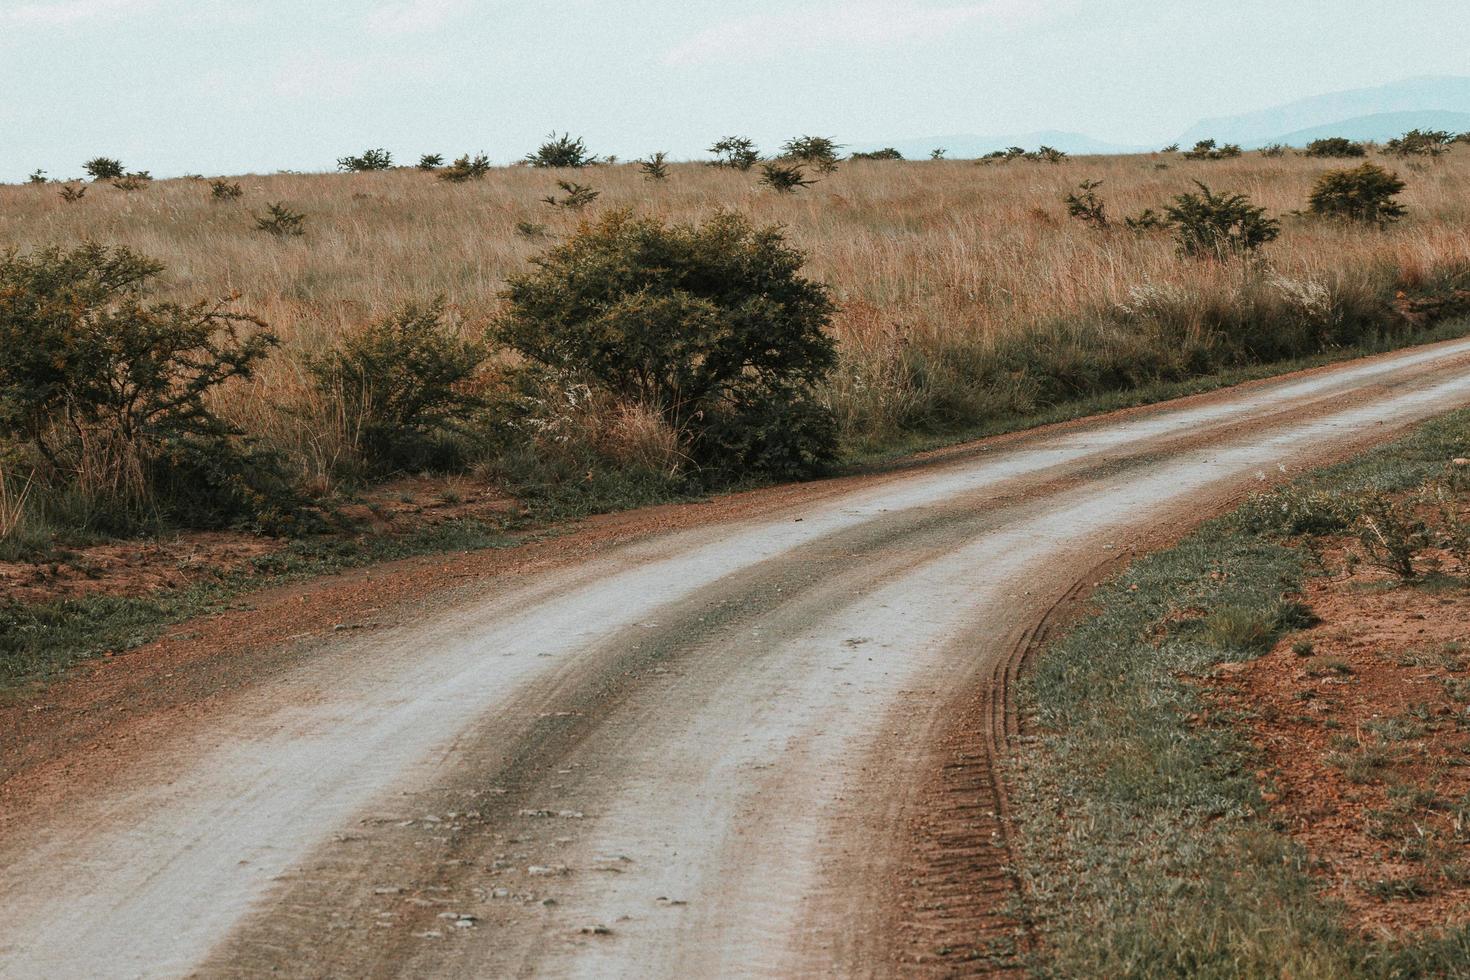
[3,0,1469,181]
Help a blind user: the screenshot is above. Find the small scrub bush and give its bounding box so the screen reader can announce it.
[1307,163,1407,225]
[27,169,47,184]
[1030,145,1068,164]
[58,184,86,203]
[1124,208,1166,232]
[417,153,444,170]
[851,148,903,160]
[438,153,491,183]
[1063,179,1108,229]
[514,220,549,239]
[337,148,393,172]
[1304,137,1366,158]
[930,148,947,160]
[525,133,596,168]
[209,179,243,201]
[541,180,599,211]
[1183,139,1243,160]
[307,300,486,475]
[1356,490,1431,580]
[1259,143,1289,158]
[83,157,125,180]
[1165,181,1280,260]
[1384,129,1455,158]
[254,203,306,238]
[637,151,670,182]
[496,209,839,482]
[111,171,152,192]
[759,161,815,193]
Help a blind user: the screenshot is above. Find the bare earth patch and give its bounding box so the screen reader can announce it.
[1209,541,1470,938]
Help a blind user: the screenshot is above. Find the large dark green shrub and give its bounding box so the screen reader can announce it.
[524,133,596,168]
[1183,140,1243,160]
[1165,182,1280,260]
[851,148,904,160]
[82,157,125,180]
[496,210,839,481]
[1304,137,1366,158]
[759,161,816,193]
[308,300,486,474]
[0,244,284,529]
[1307,163,1407,225]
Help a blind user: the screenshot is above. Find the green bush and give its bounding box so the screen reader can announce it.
[707,137,760,171]
[851,148,903,161]
[540,180,599,211]
[1307,163,1407,225]
[1183,139,1242,160]
[524,133,596,168]
[438,153,490,183]
[1384,129,1455,158]
[638,152,670,182]
[209,179,243,201]
[1165,182,1280,260]
[1064,179,1108,229]
[337,148,393,172]
[759,161,815,193]
[307,300,486,475]
[496,210,839,481]
[1305,137,1366,158]
[781,135,841,174]
[83,157,125,180]
[0,244,283,530]
[417,153,444,170]
[254,202,306,237]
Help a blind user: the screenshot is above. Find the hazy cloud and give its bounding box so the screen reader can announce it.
[0,0,157,26]
[664,1,1054,66]
[365,0,471,36]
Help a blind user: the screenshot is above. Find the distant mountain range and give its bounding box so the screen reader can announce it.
[856,76,1470,159]
[1179,76,1470,147]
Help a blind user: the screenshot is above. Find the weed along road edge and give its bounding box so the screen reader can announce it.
[4,336,1470,978]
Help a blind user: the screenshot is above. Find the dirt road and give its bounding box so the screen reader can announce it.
[5,337,1470,979]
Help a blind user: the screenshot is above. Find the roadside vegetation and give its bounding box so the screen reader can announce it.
[4,135,1470,689]
[1015,408,1470,977]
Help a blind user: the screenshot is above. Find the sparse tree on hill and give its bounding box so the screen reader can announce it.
[930,148,947,160]
[1384,129,1455,158]
[525,133,596,168]
[708,137,760,171]
[83,157,125,181]
[27,169,47,184]
[781,136,842,174]
[438,153,491,183]
[337,149,393,172]
[418,154,445,170]
[1304,137,1365,159]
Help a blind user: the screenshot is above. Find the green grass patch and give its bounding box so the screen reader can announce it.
[1013,405,1470,977]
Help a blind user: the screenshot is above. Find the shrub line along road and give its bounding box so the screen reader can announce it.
[5,337,1470,978]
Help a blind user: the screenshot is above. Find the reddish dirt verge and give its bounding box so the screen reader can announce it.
[1208,535,1470,938]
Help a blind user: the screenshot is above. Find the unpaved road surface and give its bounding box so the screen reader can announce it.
[5,338,1470,979]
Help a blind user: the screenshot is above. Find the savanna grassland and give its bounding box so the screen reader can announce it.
[2,146,1469,582]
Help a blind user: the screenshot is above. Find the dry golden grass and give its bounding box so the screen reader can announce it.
[2,151,1468,466]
